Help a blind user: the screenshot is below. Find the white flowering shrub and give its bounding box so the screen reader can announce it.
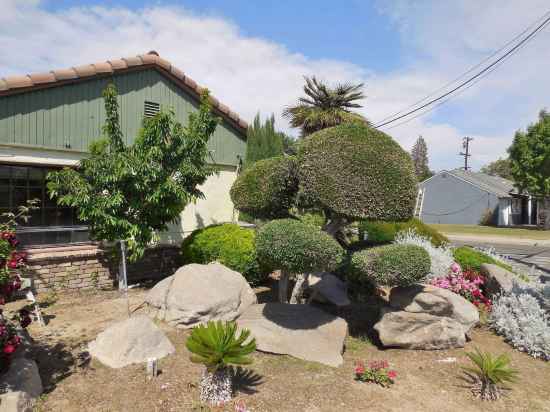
[490,290,550,361]
[394,229,454,279]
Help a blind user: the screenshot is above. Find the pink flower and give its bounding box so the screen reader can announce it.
[3,344,16,354]
[450,262,461,273]
[354,361,365,375]
[387,370,397,379]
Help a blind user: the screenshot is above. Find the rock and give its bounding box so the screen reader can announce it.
[146,263,257,328]
[480,263,515,296]
[308,273,351,307]
[389,284,479,333]
[237,303,348,367]
[0,391,33,412]
[88,315,175,368]
[0,358,43,401]
[374,308,466,350]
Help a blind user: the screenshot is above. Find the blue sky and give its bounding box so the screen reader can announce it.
[3,0,550,171]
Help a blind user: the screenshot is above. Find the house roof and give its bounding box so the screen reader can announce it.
[0,51,248,134]
[445,169,518,197]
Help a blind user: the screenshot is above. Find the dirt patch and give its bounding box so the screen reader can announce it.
[12,288,550,412]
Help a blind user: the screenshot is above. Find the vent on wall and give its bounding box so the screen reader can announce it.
[144,101,160,118]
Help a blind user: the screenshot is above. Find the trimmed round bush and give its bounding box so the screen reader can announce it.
[350,244,431,287]
[181,223,266,285]
[230,156,298,219]
[358,218,448,247]
[297,122,417,221]
[256,218,344,273]
[453,246,512,273]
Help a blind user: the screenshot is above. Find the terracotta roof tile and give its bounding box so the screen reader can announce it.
[29,72,56,85]
[53,68,78,81]
[0,52,247,134]
[4,75,33,89]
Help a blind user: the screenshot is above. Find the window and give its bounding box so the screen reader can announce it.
[144,101,160,118]
[0,165,89,247]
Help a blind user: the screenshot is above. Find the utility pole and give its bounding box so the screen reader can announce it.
[459,137,473,170]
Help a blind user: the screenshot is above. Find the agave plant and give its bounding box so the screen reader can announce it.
[462,348,518,401]
[186,320,256,406]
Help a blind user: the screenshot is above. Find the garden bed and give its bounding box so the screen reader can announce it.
[10,288,550,412]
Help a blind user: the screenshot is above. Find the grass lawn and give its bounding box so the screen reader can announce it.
[17,288,550,412]
[430,224,550,240]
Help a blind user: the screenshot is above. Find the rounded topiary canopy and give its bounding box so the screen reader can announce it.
[297,122,417,221]
[230,156,298,219]
[256,218,344,273]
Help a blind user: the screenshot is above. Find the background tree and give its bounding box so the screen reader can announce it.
[508,110,550,228]
[283,76,367,136]
[410,135,433,182]
[47,84,218,261]
[244,113,284,168]
[480,157,513,180]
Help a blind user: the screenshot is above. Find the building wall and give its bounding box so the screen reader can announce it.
[419,172,499,225]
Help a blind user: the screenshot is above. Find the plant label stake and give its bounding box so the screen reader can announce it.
[25,290,45,327]
[146,357,158,379]
[119,240,130,317]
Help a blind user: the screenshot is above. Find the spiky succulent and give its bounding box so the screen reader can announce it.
[186,321,256,372]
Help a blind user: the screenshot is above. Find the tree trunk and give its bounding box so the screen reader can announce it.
[278,270,290,303]
[322,216,349,247]
[199,367,233,406]
[289,273,310,304]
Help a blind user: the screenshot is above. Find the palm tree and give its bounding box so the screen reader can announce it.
[283,76,367,136]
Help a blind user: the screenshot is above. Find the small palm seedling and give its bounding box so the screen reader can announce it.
[186,320,256,406]
[462,348,518,401]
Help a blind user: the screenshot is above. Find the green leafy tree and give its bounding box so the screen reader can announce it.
[410,135,433,181]
[480,157,512,180]
[244,113,284,168]
[508,110,550,228]
[283,76,367,136]
[47,84,218,261]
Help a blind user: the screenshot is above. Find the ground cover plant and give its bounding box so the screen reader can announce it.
[359,218,448,247]
[453,246,513,272]
[354,359,397,387]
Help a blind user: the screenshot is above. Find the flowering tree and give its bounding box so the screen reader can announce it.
[0,202,36,371]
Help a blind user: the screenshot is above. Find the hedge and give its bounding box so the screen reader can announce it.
[181,223,266,285]
[453,246,513,273]
[358,218,448,247]
[230,156,298,220]
[255,218,344,274]
[349,244,431,287]
[297,122,417,221]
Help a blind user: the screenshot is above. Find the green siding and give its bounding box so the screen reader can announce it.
[0,69,246,166]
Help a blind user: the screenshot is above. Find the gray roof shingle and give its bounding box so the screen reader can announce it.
[448,169,518,197]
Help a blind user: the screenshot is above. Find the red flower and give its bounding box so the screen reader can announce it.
[388,370,397,379]
[3,344,16,354]
[354,361,365,375]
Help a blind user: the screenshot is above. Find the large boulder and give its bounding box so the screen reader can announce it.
[147,263,257,328]
[389,284,479,333]
[0,358,42,411]
[308,272,350,307]
[88,315,175,368]
[237,303,348,367]
[374,308,466,350]
[480,263,515,296]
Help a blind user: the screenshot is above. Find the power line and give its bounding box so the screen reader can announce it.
[374,11,550,129]
[375,10,550,126]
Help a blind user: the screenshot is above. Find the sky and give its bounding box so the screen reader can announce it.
[1,0,550,171]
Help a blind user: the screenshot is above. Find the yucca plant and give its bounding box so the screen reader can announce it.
[462,348,518,401]
[186,320,256,406]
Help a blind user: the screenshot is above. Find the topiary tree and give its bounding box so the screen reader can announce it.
[256,218,344,302]
[230,156,299,220]
[349,244,430,288]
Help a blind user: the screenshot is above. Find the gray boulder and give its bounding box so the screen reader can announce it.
[147,263,256,328]
[308,272,350,307]
[88,315,175,368]
[374,308,466,350]
[0,358,42,410]
[480,263,515,296]
[389,284,479,333]
[237,303,348,367]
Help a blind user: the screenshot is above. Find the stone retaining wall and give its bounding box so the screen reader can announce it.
[25,245,181,293]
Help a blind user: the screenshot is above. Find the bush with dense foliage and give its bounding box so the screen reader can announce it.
[297,122,417,222]
[256,219,344,274]
[349,244,430,287]
[181,223,266,286]
[230,156,298,220]
[359,218,448,247]
[453,246,512,272]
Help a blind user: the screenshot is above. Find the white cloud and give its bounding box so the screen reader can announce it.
[1,0,549,171]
